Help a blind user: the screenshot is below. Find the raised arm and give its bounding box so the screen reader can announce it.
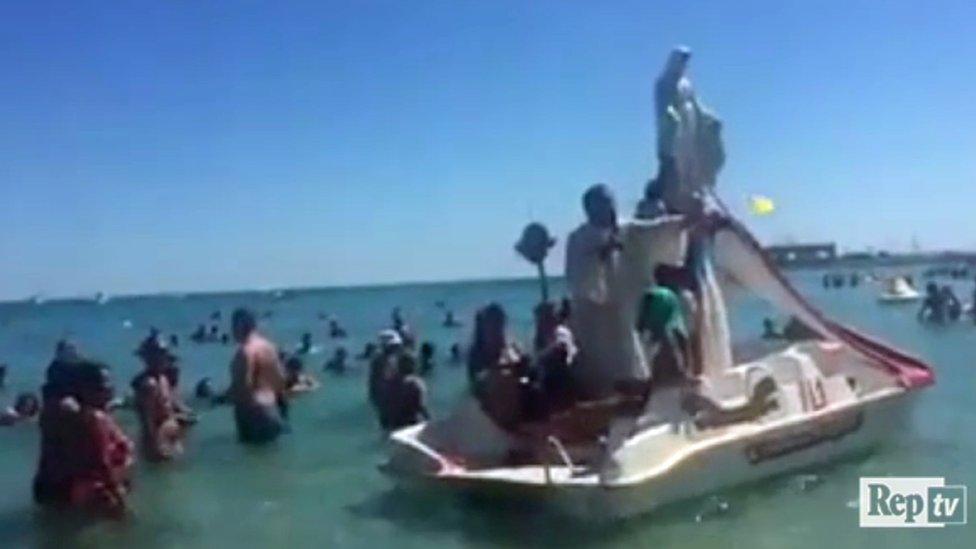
[622,215,689,287]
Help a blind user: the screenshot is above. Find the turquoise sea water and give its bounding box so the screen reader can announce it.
[0,271,973,548]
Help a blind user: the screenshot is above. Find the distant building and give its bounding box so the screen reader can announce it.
[840,251,874,261]
[765,243,837,267]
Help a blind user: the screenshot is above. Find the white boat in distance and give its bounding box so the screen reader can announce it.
[382,217,934,521]
[878,276,921,304]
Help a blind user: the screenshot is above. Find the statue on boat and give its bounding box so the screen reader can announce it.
[382,48,935,521]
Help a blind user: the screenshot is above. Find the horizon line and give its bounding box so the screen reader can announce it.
[0,273,548,306]
[6,246,974,306]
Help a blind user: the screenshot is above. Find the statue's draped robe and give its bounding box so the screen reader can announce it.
[652,57,732,379]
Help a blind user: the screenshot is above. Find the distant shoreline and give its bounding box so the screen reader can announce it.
[0,275,546,306]
[773,250,976,270]
[7,251,975,306]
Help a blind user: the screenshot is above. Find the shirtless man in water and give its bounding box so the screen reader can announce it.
[229,308,288,444]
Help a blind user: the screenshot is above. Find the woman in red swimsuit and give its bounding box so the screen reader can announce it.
[34,360,134,518]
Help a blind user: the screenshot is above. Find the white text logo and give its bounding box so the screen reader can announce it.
[859,477,967,527]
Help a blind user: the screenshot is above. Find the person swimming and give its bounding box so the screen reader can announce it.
[324,347,349,375]
[297,332,314,355]
[190,324,207,343]
[369,331,407,411]
[195,377,215,400]
[194,377,229,406]
[369,330,428,432]
[918,283,947,324]
[355,342,377,361]
[941,285,962,321]
[761,317,784,340]
[418,342,436,376]
[390,307,416,346]
[0,392,40,426]
[168,334,180,348]
[971,276,976,324]
[328,318,348,339]
[448,343,462,365]
[131,337,190,462]
[228,308,289,445]
[382,356,429,432]
[34,360,134,518]
[44,339,82,402]
[0,363,7,389]
[442,310,462,328]
[284,355,320,394]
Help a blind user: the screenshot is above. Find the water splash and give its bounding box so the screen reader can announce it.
[695,495,731,522]
[794,473,823,493]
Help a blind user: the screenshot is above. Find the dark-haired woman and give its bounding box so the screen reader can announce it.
[34,361,134,518]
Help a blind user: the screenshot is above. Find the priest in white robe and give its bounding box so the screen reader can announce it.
[566,184,687,399]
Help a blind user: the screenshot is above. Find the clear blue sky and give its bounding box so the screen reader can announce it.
[2,1,974,300]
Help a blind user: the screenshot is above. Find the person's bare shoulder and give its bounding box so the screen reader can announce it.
[262,338,280,360]
[248,335,280,367]
[241,336,265,359]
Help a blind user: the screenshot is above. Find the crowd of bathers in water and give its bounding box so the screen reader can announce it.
[0,301,478,518]
[1,268,973,519]
[822,268,976,325]
[821,272,864,289]
[0,273,708,519]
[2,228,974,519]
[917,280,974,324]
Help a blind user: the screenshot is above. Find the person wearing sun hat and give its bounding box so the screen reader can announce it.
[369,329,427,431]
[369,329,404,410]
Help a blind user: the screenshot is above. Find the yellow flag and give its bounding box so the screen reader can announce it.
[749,195,775,216]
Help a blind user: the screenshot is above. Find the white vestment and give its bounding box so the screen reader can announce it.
[565,217,687,398]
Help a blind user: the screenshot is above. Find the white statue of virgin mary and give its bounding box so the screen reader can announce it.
[654,47,725,208]
[651,47,733,379]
